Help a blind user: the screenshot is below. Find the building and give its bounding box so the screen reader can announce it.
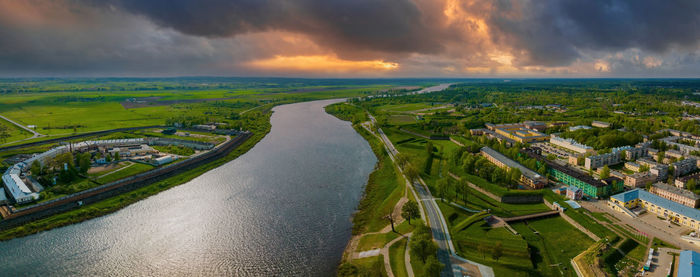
[486,123,550,144]
[522,147,623,198]
[1,165,39,204]
[623,146,647,160]
[591,121,611,128]
[624,172,656,188]
[523,121,547,132]
[666,149,684,160]
[568,125,592,132]
[549,135,593,154]
[650,182,700,208]
[480,147,546,189]
[154,155,176,165]
[624,162,641,172]
[568,155,580,165]
[660,136,700,156]
[0,187,8,205]
[676,172,700,188]
[673,158,698,177]
[192,124,217,131]
[585,152,622,170]
[610,189,700,231]
[637,158,668,181]
[566,186,583,200]
[678,250,700,277]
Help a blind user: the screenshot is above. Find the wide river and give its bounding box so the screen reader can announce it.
[0,99,377,276]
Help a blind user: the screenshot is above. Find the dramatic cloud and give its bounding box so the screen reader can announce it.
[0,0,698,77]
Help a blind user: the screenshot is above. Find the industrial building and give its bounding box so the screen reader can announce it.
[650,182,700,208]
[609,189,700,231]
[549,135,593,154]
[480,146,546,189]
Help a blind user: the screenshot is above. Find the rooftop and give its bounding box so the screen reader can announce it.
[481,146,543,181]
[652,182,700,200]
[679,250,700,277]
[612,189,700,222]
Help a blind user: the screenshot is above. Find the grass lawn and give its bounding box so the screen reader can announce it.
[96,162,155,184]
[652,237,680,249]
[0,116,33,144]
[349,126,406,234]
[346,255,387,277]
[356,220,423,252]
[511,216,594,277]
[389,238,408,277]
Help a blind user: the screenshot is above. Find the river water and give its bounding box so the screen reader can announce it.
[0,99,377,276]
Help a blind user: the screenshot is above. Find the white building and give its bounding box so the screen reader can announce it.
[1,165,39,204]
[550,135,593,154]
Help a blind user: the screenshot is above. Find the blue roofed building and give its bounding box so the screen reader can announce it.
[609,189,700,230]
[679,250,700,277]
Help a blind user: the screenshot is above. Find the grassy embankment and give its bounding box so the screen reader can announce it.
[327,103,423,277]
[0,111,272,241]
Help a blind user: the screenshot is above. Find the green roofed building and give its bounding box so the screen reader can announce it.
[522,147,623,198]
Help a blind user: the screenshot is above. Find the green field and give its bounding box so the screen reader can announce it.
[389,238,408,277]
[511,217,594,277]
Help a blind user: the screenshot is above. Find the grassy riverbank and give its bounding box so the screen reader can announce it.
[0,112,272,241]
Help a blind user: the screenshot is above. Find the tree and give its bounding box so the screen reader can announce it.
[105,153,112,163]
[687,178,697,191]
[492,242,503,261]
[459,179,470,203]
[402,201,420,225]
[477,242,488,259]
[395,153,409,169]
[0,125,10,143]
[646,182,653,191]
[384,213,396,233]
[114,151,120,162]
[424,256,444,277]
[30,160,42,177]
[657,151,665,163]
[600,165,610,179]
[509,167,522,185]
[410,235,437,263]
[404,164,419,183]
[78,152,91,174]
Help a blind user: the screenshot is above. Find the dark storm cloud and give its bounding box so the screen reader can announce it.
[489,0,700,66]
[109,0,445,57]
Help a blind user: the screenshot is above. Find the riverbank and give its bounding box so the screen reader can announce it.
[327,103,422,277]
[0,112,272,241]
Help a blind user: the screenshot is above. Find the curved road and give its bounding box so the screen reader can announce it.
[0,114,43,142]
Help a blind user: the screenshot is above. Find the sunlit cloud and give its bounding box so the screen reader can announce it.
[246,55,399,73]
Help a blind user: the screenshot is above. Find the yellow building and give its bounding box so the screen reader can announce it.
[609,189,700,230]
[492,126,549,143]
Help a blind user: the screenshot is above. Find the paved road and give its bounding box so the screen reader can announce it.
[0,114,43,138]
[368,114,453,276]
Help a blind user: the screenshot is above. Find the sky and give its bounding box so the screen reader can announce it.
[0,0,698,78]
